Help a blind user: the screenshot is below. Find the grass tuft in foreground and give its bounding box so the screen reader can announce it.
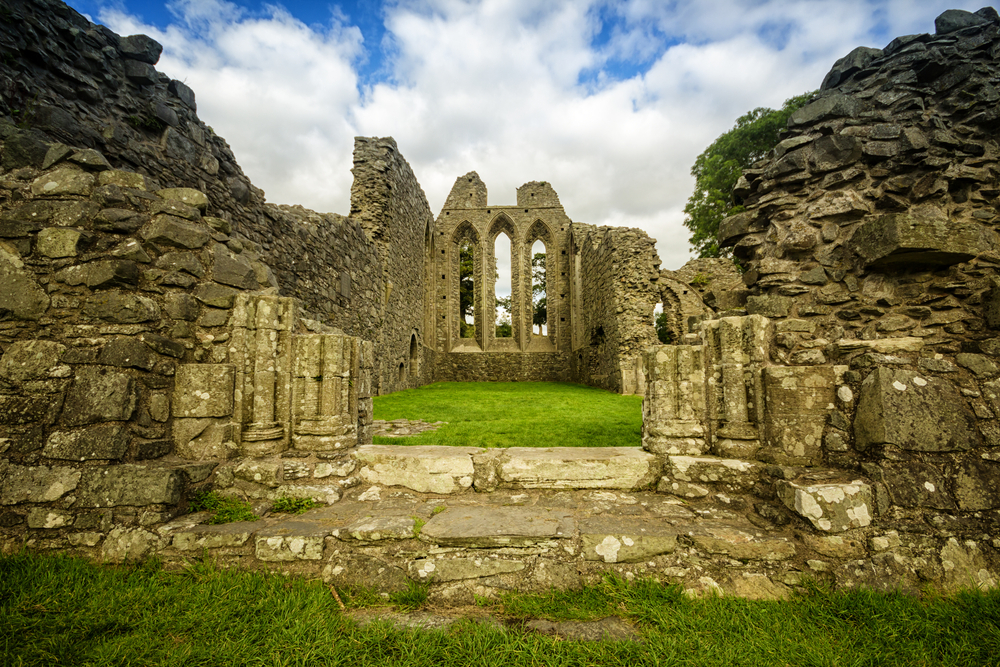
[373,381,643,448]
[2,552,999,667]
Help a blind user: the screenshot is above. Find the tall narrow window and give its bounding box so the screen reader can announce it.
[495,232,512,337]
[531,239,547,336]
[459,240,475,338]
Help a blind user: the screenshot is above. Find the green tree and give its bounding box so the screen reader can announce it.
[459,242,475,338]
[654,312,672,344]
[495,294,512,337]
[531,252,547,334]
[683,92,814,258]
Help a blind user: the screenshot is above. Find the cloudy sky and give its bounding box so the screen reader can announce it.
[64,0,983,273]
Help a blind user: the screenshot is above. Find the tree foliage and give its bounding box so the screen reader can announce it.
[654,312,672,344]
[683,92,814,258]
[459,242,475,338]
[531,252,547,334]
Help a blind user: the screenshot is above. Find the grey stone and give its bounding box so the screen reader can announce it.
[935,9,990,35]
[68,149,111,171]
[155,251,206,277]
[76,465,183,507]
[0,464,81,504]
[27,508,75,529]
[212,244,257,289]
[193,283,237,308]
[123,60,158,85]
[421,506,574,547]
[120,34,163,64]
[36,228,83,258]
[233,460,280,487]
[165,293,200,321]
[409,557,525,582]
[788,94,859,127]
[746,294,791,317]
[955,353,999,377]
[354,445,479,494]
[689,525,796,561]
[63,366,137,426]
[172,521,262,551]
[150,199,201,222]
[141,215,211,249]
[341,515,416,541]
[110,239,151,264]
[498,447,658,490]
[580,516,678,563]
[822,46,883,89]
[0,340,66,383]
[173,364,235,417]
[99,170,147,190]
[255,520,329,561]
[30,168,95,197]
[101,527,164,562]
[855,368,980,452]
[83,292,159,323]
[0,244,50,320]
[880,461,955,509]
[140,333,185,359]
[56,260,139,290]
[776,480,872,532]
[0,129,50,170]
[93,208,145,233]
[849,213,991,268]
[953,459,1000,510]
[97,337,155,370]
[168,80,197,110]
[0,395,62,426]
[153,102,178,128]
[157,188,209,212]
[43,424,129,460]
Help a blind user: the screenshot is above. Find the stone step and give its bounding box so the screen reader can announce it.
[351,444,658,493]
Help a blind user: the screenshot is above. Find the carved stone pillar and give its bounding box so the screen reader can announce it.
[291,333,359,451]
[704,315,769,459]
[641,344,708,455]
[231,294,294,456]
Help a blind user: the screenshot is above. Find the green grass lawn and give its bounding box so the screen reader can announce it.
[372,381,643,448]
[3,552,998,667]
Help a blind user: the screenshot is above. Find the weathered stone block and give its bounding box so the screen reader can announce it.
[498,447,658,490]
[63,366,136,426]
[141,215,211,249]
[689,526,796,560]
[255,521,328,561]
[173,418,236,460]
[97,337,155,370]
[746,294,791,318]
[56,260,139,290]
[952,459,1000,511]
[211,243,256,289]
[408,557,525,582]
[193,283,237,308]
[354,445,479,494]
[99,170,147,190]
[761,366,835,465]
[0,340,66,383]
[340,515,415,541]
[0,395,62,426]
[880,461,956,510]
[157,188,208,211]
[173,364,235,417]
[27,508,74,529]
[666,456,760,491]
[165,293,200,321]
[776,480,872,532]
[101,527,163,562]
[75,465,183,507]
[0,244,50,320]
[855,368,979,452]
[83,291,159,323]
[0,464,81,504]
[43,424,129,460]
[30,168,95,197]
[37,228,83,258]
[420,506,573,547]
[172,522,262,551]
[580,516,678,563]
[849,213,992,267]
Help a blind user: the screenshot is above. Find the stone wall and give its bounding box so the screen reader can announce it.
[0,0,431,397]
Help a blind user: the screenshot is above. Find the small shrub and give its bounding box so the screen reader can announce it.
[189,491,258,525]
[411,516,426,537]
[271,496,317,515]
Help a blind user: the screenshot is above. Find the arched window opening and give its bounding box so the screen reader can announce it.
[398,362,406,383]
[459,240,475,338]
[654,303,672,344]
[531,239,547,336]
[409,333,419,376]
[495,232,512,337]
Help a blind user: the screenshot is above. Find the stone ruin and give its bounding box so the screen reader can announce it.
[0,0,998,600]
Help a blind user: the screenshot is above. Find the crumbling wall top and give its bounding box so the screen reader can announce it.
[442,172,488,209]
[516,181,561,208]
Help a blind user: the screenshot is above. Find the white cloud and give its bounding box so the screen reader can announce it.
[99,0,987,271]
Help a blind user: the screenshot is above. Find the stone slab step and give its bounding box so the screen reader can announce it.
[419,506,575,547]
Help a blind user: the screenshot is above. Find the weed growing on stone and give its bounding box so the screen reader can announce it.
[411,516,427,537]
[189,490,258,524]
[270,496,317,515]
[3,553,998,666]
[373,381,643,448]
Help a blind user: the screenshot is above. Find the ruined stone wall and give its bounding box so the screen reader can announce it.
[691,7,1000,558]
[0,0,432,396]
[569,224,662,394]
[432,352,572,383]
